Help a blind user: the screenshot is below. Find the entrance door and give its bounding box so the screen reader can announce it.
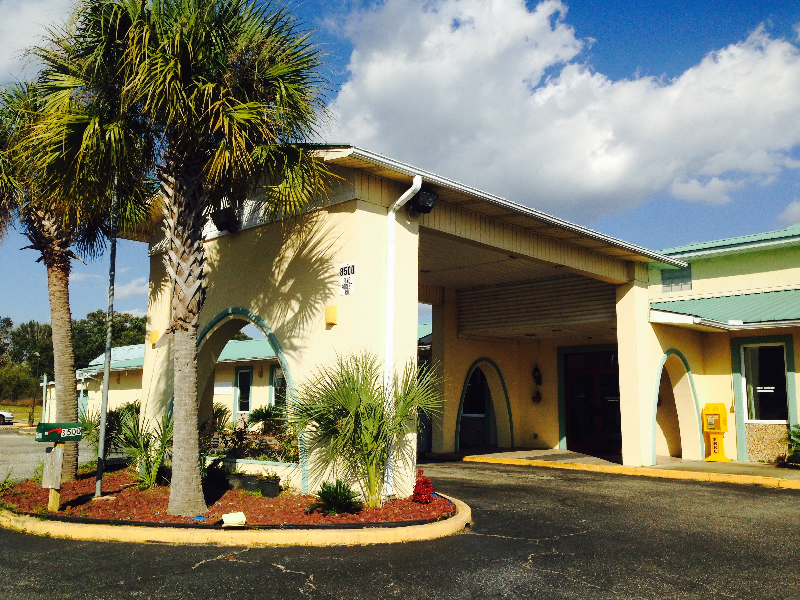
[565,350,621,455]
[459,367,496,449]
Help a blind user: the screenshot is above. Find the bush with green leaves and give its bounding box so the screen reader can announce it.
[292,353,442,508]
[786,424,800,457]
[305,480,362,515]
[79,402,137,460]
[248,405,285,435]
[119,404,173,489]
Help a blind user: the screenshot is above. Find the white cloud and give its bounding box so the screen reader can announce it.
[329,0,800,221]
[120,308,147,318]
[115,277,148,301]
[0,0,75,83]
[779,200,800,226]
[70,272,102,283]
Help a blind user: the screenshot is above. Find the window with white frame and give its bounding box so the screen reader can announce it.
[661,265,692,292]
[236,368,252,413]
[271,367,286,409]
[741,344,789,422]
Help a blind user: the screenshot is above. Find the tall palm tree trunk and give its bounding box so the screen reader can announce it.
[162,154,208,516]
[44,247,78,482]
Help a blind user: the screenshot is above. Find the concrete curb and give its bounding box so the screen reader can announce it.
[0,494,472,547]
[462,456,800,490]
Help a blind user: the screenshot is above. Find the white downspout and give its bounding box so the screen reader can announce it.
[384,175,422,496]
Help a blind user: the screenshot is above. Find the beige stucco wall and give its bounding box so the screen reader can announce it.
[140,170,422,494]
[211,360,275,422]
[648,246,800,463]
[431,287,577,455]
[83,370,144,415]
[649,246,800,302]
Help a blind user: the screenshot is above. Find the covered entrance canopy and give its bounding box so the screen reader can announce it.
[318,147,686,462]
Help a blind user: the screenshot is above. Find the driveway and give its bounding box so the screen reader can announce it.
[0,430,92,482]
[0,461,798,599]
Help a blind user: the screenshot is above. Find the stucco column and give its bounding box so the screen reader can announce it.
[616,263,658,466]
[431,288,459,453]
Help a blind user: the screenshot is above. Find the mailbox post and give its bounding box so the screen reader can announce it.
[701,403,732,462]
[36,423,83,511]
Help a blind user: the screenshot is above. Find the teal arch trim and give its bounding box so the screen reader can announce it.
[454,358,514,452]
[730,334,796,462]
[652,349,704,465]
[198,307,308,492]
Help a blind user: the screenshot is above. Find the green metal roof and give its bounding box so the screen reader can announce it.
[78,325,437,374]
[651,288,800,324]
[660,223,800,258]
[217,339,276,362]
[418,323,432,340]
[88,344,144,366]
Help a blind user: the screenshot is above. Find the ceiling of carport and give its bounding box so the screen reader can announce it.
[419,230,565,289]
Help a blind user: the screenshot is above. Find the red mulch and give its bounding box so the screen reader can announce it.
[0,468,454,526]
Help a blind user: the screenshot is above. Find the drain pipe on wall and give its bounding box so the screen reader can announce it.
[384,175,422,496]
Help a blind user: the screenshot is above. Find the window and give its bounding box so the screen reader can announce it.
[235,368,252,414]
[661,265,692,292]
[742,345,788,422]
[271,367,286,409]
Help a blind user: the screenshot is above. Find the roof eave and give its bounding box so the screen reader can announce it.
[319,146,687,269]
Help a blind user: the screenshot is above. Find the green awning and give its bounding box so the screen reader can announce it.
[651,289,800,324]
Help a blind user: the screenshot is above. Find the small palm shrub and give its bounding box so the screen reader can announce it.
[80,402,135,460]
[305,480,362,515]
[292,353,442,508]
[786,424,800,459]
[248,405,285,435]
[120,404,173,489]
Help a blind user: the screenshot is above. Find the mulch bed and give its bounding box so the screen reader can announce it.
[0,467,454,527]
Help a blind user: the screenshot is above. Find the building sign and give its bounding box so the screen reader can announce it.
[339,262,355,296]
[214,381,233,395]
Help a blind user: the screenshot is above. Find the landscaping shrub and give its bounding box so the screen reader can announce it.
[80,402,136,459]
[120,404,173,489]
[786,424,800,460]
[412,470,434,503]
[292,353,442,508]
[305,480,362,515]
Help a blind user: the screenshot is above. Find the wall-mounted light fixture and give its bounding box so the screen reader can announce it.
[406,188,438,216]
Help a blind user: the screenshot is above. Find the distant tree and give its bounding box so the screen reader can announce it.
[231,332,253,342]
[9,320,54,380]
[0,362,38,401]
[72,310,147,369]
[0,317,12,359]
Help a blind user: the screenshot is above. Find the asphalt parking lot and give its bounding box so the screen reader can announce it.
[0,429,91,482]
[0,460,798,599]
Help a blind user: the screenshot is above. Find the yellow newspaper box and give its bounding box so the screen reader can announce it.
[702,403,731,462]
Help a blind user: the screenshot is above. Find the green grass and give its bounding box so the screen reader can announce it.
[0,405,43,424]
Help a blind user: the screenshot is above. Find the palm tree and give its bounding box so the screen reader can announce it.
[0,74,154,482]
[58,0,329,515]
[0,83,101,480]
[292,354,442,508]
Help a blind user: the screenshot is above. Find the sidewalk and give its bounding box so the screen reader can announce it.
[423,448,800,489]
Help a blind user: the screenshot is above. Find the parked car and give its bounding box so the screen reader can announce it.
[0,410,13,425]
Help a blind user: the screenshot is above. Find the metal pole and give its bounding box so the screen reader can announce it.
[41,373,47,422]
[95,176,118,497]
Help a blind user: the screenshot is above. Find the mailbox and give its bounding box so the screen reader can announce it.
[701,403,731,462]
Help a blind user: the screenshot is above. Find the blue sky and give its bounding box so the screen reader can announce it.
[1,0,800,326]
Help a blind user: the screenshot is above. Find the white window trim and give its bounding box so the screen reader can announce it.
[740,342,789,424]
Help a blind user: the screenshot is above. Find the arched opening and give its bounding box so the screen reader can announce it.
[196,307,307,492]
[455,358,514,452]
[458,368,497,449]
[651,350,704,463]
[655,369,682,458]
